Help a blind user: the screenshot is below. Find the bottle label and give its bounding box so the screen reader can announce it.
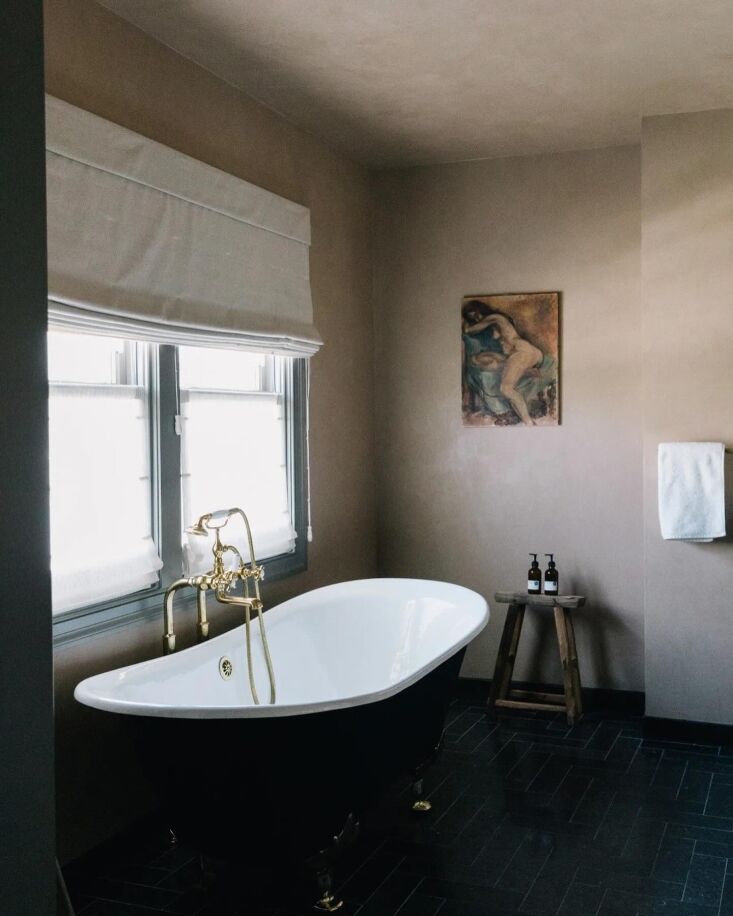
[545,581,558,593]
[528,579,540,591]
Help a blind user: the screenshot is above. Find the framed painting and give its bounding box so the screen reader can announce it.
[461,291,559,427]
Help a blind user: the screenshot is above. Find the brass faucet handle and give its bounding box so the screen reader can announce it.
[240,564,265,581]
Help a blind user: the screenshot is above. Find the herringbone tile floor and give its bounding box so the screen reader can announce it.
[65,686,733,915]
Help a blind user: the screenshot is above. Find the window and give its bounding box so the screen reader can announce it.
[49,328,307,640]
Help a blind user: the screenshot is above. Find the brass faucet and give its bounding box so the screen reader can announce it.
[163,507,276,704]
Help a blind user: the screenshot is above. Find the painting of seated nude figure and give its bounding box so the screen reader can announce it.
[462,291,559,427]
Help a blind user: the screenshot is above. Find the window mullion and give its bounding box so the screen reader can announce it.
[157,344,183,585]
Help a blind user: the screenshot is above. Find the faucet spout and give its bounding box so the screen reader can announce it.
[163,578,193,655]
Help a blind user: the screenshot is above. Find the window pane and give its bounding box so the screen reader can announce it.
[48,329,126,384]
[48,331,162,614]
[178,347,294,572]
[178,345,266,391]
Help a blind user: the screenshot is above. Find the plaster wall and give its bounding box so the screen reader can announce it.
[641,108,733,724]
[372,146,645,692]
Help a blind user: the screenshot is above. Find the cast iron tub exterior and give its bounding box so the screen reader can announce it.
[75,578,489,872]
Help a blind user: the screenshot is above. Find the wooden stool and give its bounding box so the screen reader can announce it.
[488,591,586,725]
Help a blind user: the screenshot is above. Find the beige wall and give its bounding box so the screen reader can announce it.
[45,0,377,862]
[372,146,644,692]
[641,108,733,724]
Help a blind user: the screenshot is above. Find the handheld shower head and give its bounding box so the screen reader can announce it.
[185,513,212,537]
[185,508,240,537]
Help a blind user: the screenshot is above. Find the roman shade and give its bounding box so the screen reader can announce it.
[45,95,320,356]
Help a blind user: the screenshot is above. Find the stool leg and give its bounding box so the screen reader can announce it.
[564,609,583,720]
[488,603,525,712]
[553,606,578,725]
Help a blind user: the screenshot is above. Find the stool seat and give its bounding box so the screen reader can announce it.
[488,591,586,724]
[494,591,586,609]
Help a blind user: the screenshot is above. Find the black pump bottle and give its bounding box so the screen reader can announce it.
[544,554,559,595]
[527,554,542,595]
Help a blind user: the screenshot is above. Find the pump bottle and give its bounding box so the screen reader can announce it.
[527,554,542,595]
[544,554,559,595]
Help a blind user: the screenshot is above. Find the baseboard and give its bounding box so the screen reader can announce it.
[643,716,733,747]
[457,676,645,716]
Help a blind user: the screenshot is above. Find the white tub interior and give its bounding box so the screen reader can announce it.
[74,578,489,719]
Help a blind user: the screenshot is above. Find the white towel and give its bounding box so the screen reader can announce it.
[658,442,726,542]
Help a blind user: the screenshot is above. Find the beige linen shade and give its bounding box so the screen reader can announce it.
[45,95,320,356]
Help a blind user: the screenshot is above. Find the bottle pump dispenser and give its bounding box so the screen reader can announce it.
[527,554,542,595]
[544,554,559,595]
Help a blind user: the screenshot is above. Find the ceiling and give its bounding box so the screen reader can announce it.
[95,0,733,167]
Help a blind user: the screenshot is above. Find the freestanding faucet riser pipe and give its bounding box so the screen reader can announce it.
[161,507,276,704]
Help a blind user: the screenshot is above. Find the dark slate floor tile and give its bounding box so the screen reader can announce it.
[420,876,524,912]
[652,834,695,883]
[625,745,663,786]
[451,718,499,753]
[520,876,573,915]
[495,830,554,895]
[103,863,171,887]
[597,887,716,915]
[79,877,180,910]
[618,814,667,872]
[338,850,404,905]
[649,757,687,799]
[694,835,733,857]
[445,709,487,741]
[527,755,572,795]
[505,750,553,791]
[491,713,559,737]
[720,873,733,914]
[704,778,733,818]
[603,735,641,771]
[639,800,733,832]
[663,751,733,775]
[666,821,733,843]
[156,858,205,892]
[153,845,198,872]
[439,899,522,916]
[393,891,445,916]
[526,732,590,750]
[471,818,530,885]
[546,770,593,824]
[642,739,720,757]
[677,767,712,812]
[68,696,733,916]
[80,901,164,916]
[682,854,726,908]
[563,718,604,742]
[570,777,615,830]
[356,869,422,916]
[487,738,534,774]
[577,863,683,899]
[585,722,623,755]
[432,792,487,838]
[557,880,605,916]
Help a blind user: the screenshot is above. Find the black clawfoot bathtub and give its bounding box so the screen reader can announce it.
[75,578,489,903]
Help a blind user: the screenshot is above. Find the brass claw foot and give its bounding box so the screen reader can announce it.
[411,777,432,814]
[314,891,344,912]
